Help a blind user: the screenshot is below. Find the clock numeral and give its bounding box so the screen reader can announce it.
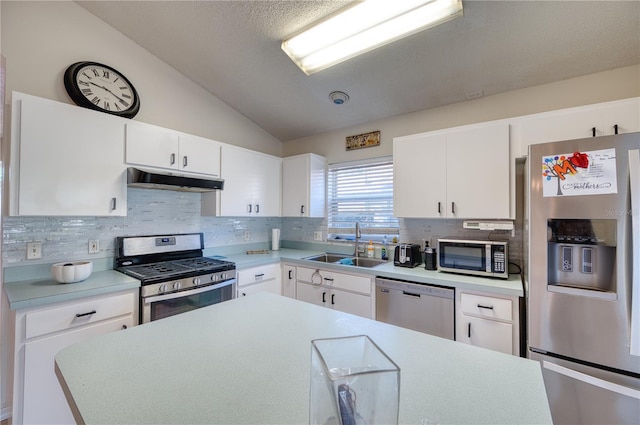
[81,71,92,80]
[119,86,130,91]
[103,101,111,111]
[102,70,110,79]
[91,68,100,77]
[115,103,122,111]
[78,80,90,87]
[118,99,130,107]
[81,88,93,96]
[91,96,100,105]
[113,77,120,83]
[122,93,132,99]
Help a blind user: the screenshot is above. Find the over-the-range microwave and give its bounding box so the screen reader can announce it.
[437,238,509,279]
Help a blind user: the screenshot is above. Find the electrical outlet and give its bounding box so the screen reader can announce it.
[89,239,100,254]
[243,230,251,241]
[314,231,323,241]
[27,242,42,260]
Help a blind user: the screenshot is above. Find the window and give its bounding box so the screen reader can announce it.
[327,157,398,241]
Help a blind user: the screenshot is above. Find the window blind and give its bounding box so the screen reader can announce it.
[327,157,399,238]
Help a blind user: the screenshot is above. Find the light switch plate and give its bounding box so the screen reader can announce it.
[314,231,323,241]
[27,242,42,260]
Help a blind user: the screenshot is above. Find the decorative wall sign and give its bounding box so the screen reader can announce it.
[346,130,380,151]
[541,148,618,197]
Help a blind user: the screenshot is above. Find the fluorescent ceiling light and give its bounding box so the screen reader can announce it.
[282,0,463,75]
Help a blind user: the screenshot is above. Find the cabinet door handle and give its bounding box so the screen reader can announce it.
[591,127,597,137]
[468,323,471,338]
[75,310,96,318]
[111,198,117,211]
[255,204,260,213]
[122,324,128,330]
[242,292,247,297]
[331,293,335,305]
[451,202,455,215]
[301,205,305,214]
[247,204,252,213]
[170,153,176,165]
[477,304,494,310]
[614,124,619,135]
[438,202,441,214]
[322,291,326,303]
[288,270,293,280]
[183,156,188,167]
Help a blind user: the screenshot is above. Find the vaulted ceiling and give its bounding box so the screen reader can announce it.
[78,1,640,142]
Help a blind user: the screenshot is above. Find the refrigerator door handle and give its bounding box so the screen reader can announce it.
[543,361,640,399]
[630,149,640,357]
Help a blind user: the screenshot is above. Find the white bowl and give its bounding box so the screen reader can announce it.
[51,261,93,284]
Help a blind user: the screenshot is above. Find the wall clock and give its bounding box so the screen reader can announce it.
[63,61,140,118]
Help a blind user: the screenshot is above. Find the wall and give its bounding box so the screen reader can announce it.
[282,65,639,163]
[0,0,282,156]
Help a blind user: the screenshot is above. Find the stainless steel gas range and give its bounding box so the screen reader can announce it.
[115,233,236,324]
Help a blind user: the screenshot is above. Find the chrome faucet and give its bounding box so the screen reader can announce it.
[354,222,362,257]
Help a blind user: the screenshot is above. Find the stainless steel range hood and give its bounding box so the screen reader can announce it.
[127,167,224,192]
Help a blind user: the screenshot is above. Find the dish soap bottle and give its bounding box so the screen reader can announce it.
[367,241,374,258]
[381,237,388,260]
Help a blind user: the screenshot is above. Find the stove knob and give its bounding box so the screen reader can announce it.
[212,274,219,282]
[173,282,182,290]
[159,284,168,293]
[193,277,201,286]
[221,272,227,280]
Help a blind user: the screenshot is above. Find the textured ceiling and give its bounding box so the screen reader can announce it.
[77,1,640,142]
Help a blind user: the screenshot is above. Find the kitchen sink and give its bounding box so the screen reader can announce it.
[302,253,386,268]
[303,253,353,263]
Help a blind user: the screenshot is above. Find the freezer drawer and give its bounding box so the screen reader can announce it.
[530,351,640,425]
[375,278,454,340]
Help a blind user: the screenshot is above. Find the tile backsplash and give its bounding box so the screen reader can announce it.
[2,188,523,269]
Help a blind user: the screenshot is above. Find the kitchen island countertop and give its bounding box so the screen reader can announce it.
[55,292,551,424]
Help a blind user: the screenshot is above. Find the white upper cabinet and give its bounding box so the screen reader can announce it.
[219,144,281,216]
[10,92,127,216]
[512,97,640,157]
[394,133,447,218]
[282,153,326,217]
[125,121,221,176]
[394,122,510,219]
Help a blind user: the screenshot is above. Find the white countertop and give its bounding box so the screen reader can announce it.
[55,293,551,425]
[4,248,524,310]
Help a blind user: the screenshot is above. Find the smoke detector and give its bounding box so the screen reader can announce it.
[329,91,349,105]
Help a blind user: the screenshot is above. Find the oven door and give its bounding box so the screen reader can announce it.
[141,279,236,323]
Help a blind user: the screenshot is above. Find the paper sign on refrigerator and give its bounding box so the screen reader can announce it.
[541,148,618,197]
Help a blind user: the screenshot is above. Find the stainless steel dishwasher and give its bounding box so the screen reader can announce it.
[375,277,455,340]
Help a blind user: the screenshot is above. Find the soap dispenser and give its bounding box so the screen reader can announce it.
[367,241,374,258]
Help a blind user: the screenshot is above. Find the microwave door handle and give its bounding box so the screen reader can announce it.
[629,149,640,357]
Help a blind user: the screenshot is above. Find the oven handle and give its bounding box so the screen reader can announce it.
[143,279,236,304]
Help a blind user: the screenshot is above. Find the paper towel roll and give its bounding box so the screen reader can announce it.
[272,228,281,251]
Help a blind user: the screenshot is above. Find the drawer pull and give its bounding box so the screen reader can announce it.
[75,310,96,318]
[477,304,494,310]
[255,273,264,280]
[324,277,334,282]
[468,323,471,338]
[122,324,128,330]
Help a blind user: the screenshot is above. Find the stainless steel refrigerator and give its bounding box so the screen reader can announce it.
[528,132,640,424]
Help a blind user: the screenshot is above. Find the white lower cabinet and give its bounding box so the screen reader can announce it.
[13,289,137,425]
[236,264,281,297]
[281,264,296,298]
[295,266,374,319]
[456,290,521,356]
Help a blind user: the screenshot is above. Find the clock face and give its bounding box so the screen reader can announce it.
[64,62,140,118]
